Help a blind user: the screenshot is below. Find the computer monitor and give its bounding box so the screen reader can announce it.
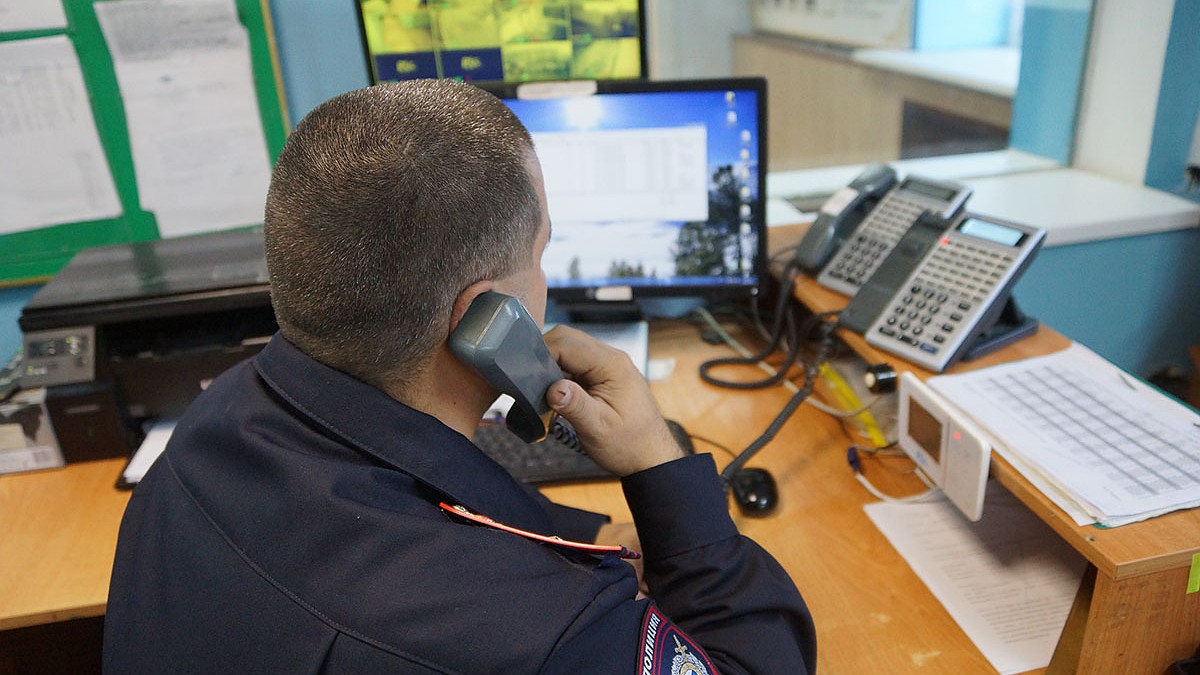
[482,77,768,318]
[355,1,647,84]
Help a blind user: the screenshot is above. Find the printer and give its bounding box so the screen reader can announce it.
[18,227,277,463]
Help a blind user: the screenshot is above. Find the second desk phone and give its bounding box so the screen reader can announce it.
[840,211,1046,372]
[813,171,973,297]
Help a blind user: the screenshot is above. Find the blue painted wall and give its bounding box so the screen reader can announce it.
[1144,0,1200,203]
[0,285,40,365]
[1008,0,1094,164]
[268,0,369,126]
[1013,227,1200,375]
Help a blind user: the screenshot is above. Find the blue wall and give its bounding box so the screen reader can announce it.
[1008,0,1094,164]
[0,285,40,365]
[1013,227,1200,375]
[1144,0,1200,203]
[269,0,368,126]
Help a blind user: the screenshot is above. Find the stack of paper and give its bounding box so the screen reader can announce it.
[928,342,1200,527]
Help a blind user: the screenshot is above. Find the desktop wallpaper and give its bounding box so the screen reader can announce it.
[504,88,763,290]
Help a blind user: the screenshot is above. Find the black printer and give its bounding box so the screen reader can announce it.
[18,227,277,462]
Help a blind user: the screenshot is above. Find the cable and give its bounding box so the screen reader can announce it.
[686,433,738,459]
[693,306,882,419]
[847,446,940,504]
[698,259,803,390]
[718,316,838,484]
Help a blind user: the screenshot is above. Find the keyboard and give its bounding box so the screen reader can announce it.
[473,419,694,484]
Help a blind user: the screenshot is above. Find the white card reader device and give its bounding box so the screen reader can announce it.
[897,372,990,521]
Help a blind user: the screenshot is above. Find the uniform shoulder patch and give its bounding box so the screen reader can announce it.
[638,605,718,675]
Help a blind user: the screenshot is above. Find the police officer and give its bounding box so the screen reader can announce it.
[103,79,817,674]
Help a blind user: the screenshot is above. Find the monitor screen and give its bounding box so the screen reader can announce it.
[356,1,647,84]
[484,78,768,307]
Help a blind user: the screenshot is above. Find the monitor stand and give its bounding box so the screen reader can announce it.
[553,302,650,378]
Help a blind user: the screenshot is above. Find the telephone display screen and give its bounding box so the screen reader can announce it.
[958,218,1025,247]
[907,397,943,463]
[900,179,960,202]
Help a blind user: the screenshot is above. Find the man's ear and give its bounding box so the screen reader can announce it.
[448,279,498,336]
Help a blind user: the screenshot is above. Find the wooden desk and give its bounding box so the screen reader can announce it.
[2,317,1197,674]
[0,457,129,631]
[763,224,1200,674]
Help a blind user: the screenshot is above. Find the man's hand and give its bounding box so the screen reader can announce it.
[542,325,685,477]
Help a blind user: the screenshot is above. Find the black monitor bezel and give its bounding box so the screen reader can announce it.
[353,1,650,86]
[481,76,769,306]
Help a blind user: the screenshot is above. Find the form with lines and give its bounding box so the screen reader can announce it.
[929,342,1200,527]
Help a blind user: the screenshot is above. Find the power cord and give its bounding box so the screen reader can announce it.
[718,315,839,484]
[847,445,940,504]
[693,306,880,419]
[698,258,803,390]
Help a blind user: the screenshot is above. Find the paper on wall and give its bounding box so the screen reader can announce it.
[95,0,272,238]
[0,36,122,234]
[0,0,67,32]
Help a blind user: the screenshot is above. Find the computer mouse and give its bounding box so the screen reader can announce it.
[730,467,778,517]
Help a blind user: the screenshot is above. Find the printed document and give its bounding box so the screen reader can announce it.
[929,342,1200,526]
[96,0,271,238]
[0,0,67,32]
[0,36,122,234]
[865,484,1087,674]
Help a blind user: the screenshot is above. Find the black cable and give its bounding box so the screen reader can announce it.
[719,316,838,484]
[698,259,803,390]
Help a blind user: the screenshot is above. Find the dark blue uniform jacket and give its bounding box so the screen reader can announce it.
[103,335,816,674]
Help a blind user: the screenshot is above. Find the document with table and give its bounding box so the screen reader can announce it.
[927,341,1200,527]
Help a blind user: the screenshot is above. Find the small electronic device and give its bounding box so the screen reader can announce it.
[897,372,990,521]
[852,212,1047,372]
[448,292,564,444]
[794,163,898,274]
[815,174,972,297]
[729,467,778,516]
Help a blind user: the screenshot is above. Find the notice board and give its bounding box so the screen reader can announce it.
[0,0,288,286]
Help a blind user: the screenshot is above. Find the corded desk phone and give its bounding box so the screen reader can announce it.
[840,211,1046,372]
[449,291,565,443]
[814,171,973,297]
[794,163,898,274]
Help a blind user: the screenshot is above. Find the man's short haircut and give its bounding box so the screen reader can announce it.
[264,79,541,390]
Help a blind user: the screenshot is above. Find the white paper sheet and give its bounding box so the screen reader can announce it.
[0,0,67,31]
[121,418,176,486]
[865,484,1087,675]
[0,36,122,234]
[95,0,271,238]
[929,342,1200,526]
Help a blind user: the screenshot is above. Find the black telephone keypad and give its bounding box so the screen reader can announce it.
[874,238,1014,357]
[825,194,930,287]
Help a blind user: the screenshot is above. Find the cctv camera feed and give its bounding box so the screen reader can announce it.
[358,0,644,83]
[502,85,763,294]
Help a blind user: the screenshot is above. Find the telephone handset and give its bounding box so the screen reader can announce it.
[843,212,1046,372]
[815,174,972,297]
[793,163,898,274]
[448,291,564,443]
